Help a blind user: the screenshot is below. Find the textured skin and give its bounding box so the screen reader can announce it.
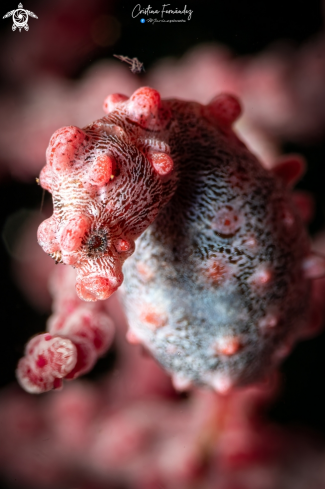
[37,87,313,391]
[38,89,176,301]
[16,266,115,393]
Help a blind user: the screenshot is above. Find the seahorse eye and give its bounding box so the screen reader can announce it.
[85,232,108,256]
[90,235,103,249]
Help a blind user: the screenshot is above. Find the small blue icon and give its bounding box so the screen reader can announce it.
[140,18,145,23]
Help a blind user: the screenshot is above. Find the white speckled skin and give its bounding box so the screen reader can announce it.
[121,98,311,391]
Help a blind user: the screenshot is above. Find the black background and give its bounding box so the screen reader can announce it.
[0,0,325,444]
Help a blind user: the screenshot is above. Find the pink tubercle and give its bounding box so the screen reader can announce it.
[207,93,242,126]
[37,217,60,254]
[103,93,128,113]
[140,306,168,330]
[88,154,115,186]
[212,206,243,236]
[259,313,279,329]
[76,274,123,302]
[249,265,273,287]
[211,373,233,394]
[213,336,242,356]
[127,87,171,130]
[280,206,295,228]
[126,329,142,345]
[273,341,293,361]
[244,236,258,250]
[203,259,227,285]
[130,87,162,115]
[60,214,89,252]
[272,154,306,188]
[302,254,325,279]
[171,374,193,392]
[291,191,315,224]
[136,262,154,281]
[148,151,174,176]
[39,165,53,192]
[115,238,131,253]
[166,343,178,354]
[47,126,87,173]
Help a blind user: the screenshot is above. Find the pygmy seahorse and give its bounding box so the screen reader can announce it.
[35,87,321,392]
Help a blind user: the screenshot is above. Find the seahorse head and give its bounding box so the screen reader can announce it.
[37,88,177,301]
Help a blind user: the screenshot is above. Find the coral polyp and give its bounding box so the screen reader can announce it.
[33,86,320,392]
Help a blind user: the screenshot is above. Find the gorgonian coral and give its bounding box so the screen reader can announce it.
[17,264,115,393]
[19,87,324,393]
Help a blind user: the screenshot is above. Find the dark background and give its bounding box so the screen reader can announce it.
[0,0,325,439]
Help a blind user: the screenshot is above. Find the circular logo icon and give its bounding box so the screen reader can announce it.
[13,8,29,31]
[3,3,38,32]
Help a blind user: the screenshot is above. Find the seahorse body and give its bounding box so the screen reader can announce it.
[37,87,312,391]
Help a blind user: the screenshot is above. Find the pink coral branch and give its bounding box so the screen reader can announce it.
[17,266,115,393]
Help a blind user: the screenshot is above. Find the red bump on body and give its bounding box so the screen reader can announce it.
[302,254,325,279]
[76,275,122,302]
[244,236,258,250]
[211,373,233,394]
[47,126,87,172]
[127,87,171,130]
[116,239,131,252]
[148,152,174,176]
[204,260,226,285]
[39,165,53,192]
[212,206,242,236]
[49,126,86,149]
[291,191,315,224]
[280,207,295,228]
[259,314,278,329]
[126,329,141,345]
[250,265,273,287]
[103,93,128,113]
[136,262,154,281]
[140,306,167,330]
[130,87,161,115]
[272,154,306,188]
[37,216,60,254]
[213,336,241,356]
[171,374,193,392]
[88,154,114,186]
[208,93,242,126]
[273,341,293,361]
[60,214,89,252]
